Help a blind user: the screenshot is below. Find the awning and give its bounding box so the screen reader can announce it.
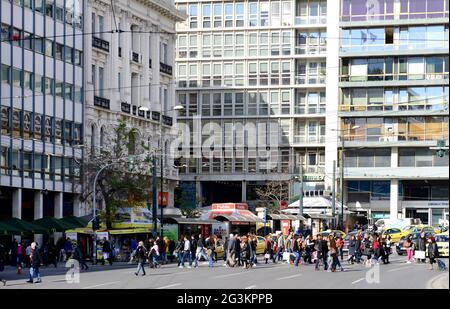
[65,228,94,235]
[33,217,74,232]
[214,214,263,223]
[163,217,217,225]
[0,221,24,235]
[108,228,152,235]
[266,214,299,221]
[0,218,48,234]
[60,216,90,228]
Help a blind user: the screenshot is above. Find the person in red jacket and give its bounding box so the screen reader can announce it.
[336,237,345,261]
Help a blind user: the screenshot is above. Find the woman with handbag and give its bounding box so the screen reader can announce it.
[264,236,273,264]
[327,235,340,272]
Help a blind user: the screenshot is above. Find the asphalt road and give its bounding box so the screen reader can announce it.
[0,254,448,289]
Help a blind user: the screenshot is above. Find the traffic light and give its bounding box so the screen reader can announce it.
[92,216,101,230]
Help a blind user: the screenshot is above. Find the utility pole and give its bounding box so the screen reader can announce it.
[298,156,304,225]
[331,160,336,229]
[160,147,164,238]
[152,154,157,236]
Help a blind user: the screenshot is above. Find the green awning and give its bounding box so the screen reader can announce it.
[0,218,48,234]
[33,217,75,232]
[59,216,90,228]
[0,221,24,235]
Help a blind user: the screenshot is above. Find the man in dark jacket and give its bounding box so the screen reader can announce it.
[235,236,241,266]
[27,242,42,284]
[417,232,427,263]
[73,242,89,271]
[227,234,236,267]
[101,238,113,266]
[314,235,328,271]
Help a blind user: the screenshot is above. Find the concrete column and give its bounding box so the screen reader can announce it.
[122,16,131,99]
[12,188,22,219]
[54,192,63,219]
[324,0,340,192]
[390,179,399,220]
[34,191,44,244]
[242,181,247,202]
[73,196,82,217]
[196,180,202,207]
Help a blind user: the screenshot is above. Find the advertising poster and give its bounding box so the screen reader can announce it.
[162,224,178,242]
[212,223,229,239]
[281,220,291,236]
[95,232,109,260]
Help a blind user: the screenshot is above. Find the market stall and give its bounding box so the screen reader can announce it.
[200,203,263,237]
[162,217,217,240]
[266,213,299,235]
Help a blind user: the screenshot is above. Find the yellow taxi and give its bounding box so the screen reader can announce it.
[215,236,267,259]
[381,228,403,243]
[317,230,347,239]
[399,225,440,238]
[436,231,449,257]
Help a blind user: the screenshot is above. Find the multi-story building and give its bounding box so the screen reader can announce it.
[335,0,449,224]
[175,0,449,226]
[1,0,85,231]
[174,0,331,208]
[84,0,185,211]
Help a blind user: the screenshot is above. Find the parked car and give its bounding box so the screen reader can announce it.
[317,230,347,240]
[436,231,449,258]
[396,232,434,255]
[381,228,403,244]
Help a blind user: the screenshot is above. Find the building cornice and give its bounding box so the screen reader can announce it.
[137,0,187,22]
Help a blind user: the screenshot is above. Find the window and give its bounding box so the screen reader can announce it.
[1,65,10,84]
[249,3,257,27]
[55,43,63,60]
[203,4,211,28]
[214,4,222,28]
[236,3,244,27]
[224,3,233,27]
[190,5,198,28]
[65,46,73,63]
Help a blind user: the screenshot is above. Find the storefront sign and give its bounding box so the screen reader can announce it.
[303,175,325,182]
[158,192,169,207]
[212,203,248,210]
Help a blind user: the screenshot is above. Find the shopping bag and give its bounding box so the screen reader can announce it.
[283,252,290,261]
[414,250,425,260]
[264,253,270,259]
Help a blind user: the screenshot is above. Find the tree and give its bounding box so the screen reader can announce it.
[255,181,290,214]
[79,119,155,229]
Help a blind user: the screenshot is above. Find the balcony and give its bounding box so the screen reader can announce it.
[121,102,131,114]
[138,109,145,118]
[295,75,326,85]
[92,36,110,52]
[152,111,161,121]
[93,96,110,109]
[162,115,173,127]
[293,136,326,144]
[131,51,141,64]
[340,73,449,83]
[160,62,173,76]
[295,16,327,25]
[295,45,327,55]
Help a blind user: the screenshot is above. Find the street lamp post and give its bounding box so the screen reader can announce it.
[140,104,184,238]
[331,125,360,230]
[92,162,120,264]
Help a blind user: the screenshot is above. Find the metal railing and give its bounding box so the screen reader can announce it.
[92,36,110,52]
[93,96,110,109]
[160,62,173,76]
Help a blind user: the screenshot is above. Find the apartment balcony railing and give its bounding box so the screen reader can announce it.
[92,36,110,52]
[162,115,173,127]
[340,42,449,54]
[93,96,110,109]
[121,102,131,114]
[342,134,449,143]
[295,16,327,25]
[294,107,326,115]
[293,136,326,144]
[295,75,326,85]
[138,109,145,118]
[339,101,447,112]
[152,111,161,121]
[160,62,173,76]
[295,45,327,55]
[341,11,449,23]
[340,73,449,83]
[131,51,141,64]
